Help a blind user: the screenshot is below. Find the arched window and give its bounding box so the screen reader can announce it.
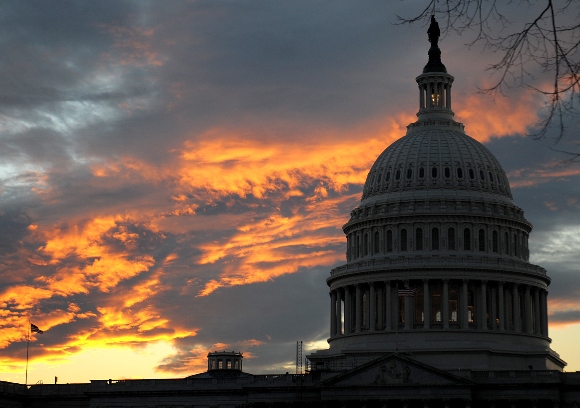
[363,233,368,256]
[395,169,401,180]
[514,233,519,257]
[492,230,498,253]
[444,167,451,178]
[374,231,380,254]
[448,227,455,250]
[386,171,391,182]
[431,227,439,250]
[400,229,408,251]
[362,291,368,328]
[457,167,463,178]
[479,169,485,180]
[406,168,413,179]
[504,232,509,255]
[416,228,423,250]
[464,228,471,251]
[386,230,393,252]
[432,167,438,178]
[469,168,475,179]
[489,171,494,182]
[419,167,425,178]
[478,229,485,251]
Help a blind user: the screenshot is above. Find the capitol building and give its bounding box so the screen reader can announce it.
[2,20,579,408]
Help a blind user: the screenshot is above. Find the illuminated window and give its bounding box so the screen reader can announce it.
[449,289,458,322]
[415,287,424,323]
[218,361,223,369]
[468,289,475,323]
[227,360,232,369]
[431,287,441,322]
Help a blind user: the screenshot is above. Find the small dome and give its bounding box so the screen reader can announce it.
[361,123,513,205]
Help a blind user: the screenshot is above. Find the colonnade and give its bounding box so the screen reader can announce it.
[418,75,453,110]
[329,279,548,338]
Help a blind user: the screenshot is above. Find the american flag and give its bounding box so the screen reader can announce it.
[398,287,417,297]
[31,323,44,334]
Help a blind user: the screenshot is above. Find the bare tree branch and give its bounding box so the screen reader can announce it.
[397,0,580,161]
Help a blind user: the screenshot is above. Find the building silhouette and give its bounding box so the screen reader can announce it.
[2,21,580,408]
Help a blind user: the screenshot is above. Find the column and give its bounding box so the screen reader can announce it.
[534,287,541,335]
[404,281,412,330]
[369,283,376,332]
[377,285,384,331]
[491,286,497,331]
[512,284,521,332]
[336,289,343,335]
[442,279,449,329]
[461,279,469,329]
[385,281,392,331]
[356,284,362,333]
[498,282,505,331]
[330,291,337,337]
[344,286,351,334]
[423,280,430,329]
[480,281,488,330]
[419,83,425,109]
[524,285,533,334]
[540,290,548,337]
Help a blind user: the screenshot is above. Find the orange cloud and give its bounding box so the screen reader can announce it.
[197,194,358,296]
[508,163,580,189]
[455,89,540,142]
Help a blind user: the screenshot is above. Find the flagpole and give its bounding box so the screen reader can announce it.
[25,320,30,386]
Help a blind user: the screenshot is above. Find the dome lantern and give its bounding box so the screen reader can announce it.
[417,17,454,122]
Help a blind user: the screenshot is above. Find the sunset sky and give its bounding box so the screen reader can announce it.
[1,1,579,384]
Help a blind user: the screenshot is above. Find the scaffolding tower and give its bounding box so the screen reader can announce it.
[296,341,303,374]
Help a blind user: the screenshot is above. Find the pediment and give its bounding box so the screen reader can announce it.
[321,354,472,387]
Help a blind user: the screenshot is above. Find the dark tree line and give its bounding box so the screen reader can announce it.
[398,0,580,161]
